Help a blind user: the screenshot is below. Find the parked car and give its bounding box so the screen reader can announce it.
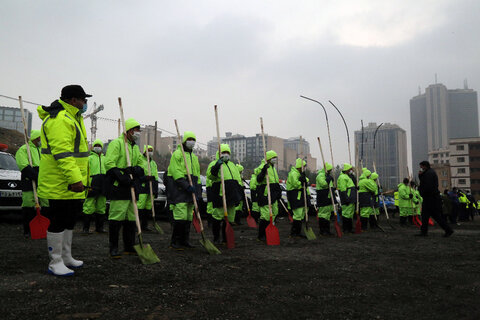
[379,195,396,212]
[0,151,22,212]
[153,171,168,217]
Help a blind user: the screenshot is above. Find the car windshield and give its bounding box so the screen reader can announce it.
[0,153,19,171]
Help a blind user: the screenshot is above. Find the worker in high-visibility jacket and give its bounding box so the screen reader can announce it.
[254,150,282,241]
[234,163,245,226]
[104,118,147,258]
[358,169,377,231]
[37,85,91,276]
[165,131,201,249]
[287,158,311,238]
[398,178,412,226]
[15,129,49,238]
[316,162,334,236]
[411,181,423,217]
[137,145,159,232]
[337,163,356,233]
[82,139,107,234]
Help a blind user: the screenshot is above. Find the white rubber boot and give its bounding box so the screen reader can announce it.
[47,231,74,276]
[62,229,83,268]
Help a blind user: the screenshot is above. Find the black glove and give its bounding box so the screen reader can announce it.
[211,158,223,176]
[21,165,37,180]
[299,175,307,183]
[257,163,269,182]
[409,193,414,199]
[111,168,133,187]
[186,185,196,194]
[325,175,333,185]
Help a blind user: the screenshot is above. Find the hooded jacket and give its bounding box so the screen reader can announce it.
[36,99,89,199]
[15,131,41,192]
[337,164,356,205]
[286,158,311,209]
[87,139,106,198]
[254,151,282,206]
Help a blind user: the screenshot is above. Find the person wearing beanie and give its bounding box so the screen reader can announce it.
[337,163,356,233]
[286,158,311,238]
[358,168,376,231]
[316,162,334,236]
[137,145,159,232]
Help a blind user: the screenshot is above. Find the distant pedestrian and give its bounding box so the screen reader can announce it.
[416,161,453,237]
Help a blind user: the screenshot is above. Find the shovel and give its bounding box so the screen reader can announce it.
[260,117,280,246]
[192,210,201,233]
[243,188,257,228]
[278,199,294,223]
[299,136,315,240]
[19,96,50,239]
[145,148,164,234]
[174,119,221,255]
[317,137,342,238]
[118,98,159,265]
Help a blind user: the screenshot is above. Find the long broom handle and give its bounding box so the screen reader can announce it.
[118,98,142,236]
[18,96,40,209]
[260,117,273,218]
[317,137,337,215]
[373,161,390,219]
[145,148,157,220]
[173,120,205,232]
[299,136,309,223]
[214,105,229,218]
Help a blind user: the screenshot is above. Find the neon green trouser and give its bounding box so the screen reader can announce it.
[21,191,49,208]
[235,201,243,212]
[252,201,259,212]
[317,204,332,220]
[341,204,355,219]
[360,207,373,218]
[173,202,194,221]
[373,207,380,215]
[207,202,213,215]
[137,193,152,210]
[83,195,106,215]
[259,201,278,221]
[212,206,236,222]
[399,207,412,217]
[109,200,135,221]
[292,207,306,221]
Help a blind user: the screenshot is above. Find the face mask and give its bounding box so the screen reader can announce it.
[185,140,195,149]
[80,103,88,114]
[221,153,230,162]
[93,146,102,154]
[132,131,141,141]
[270,158,277,164]
[148,151,154,158]
[419,167,424,172]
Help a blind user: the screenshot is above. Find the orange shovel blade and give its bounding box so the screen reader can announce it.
[29,208,50,239]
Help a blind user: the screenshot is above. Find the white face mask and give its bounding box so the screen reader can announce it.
[185,140,196,149]
[148,151,154,158]
[93,146,102,154]
[270,158,277,164]
[132,131,141,141]
[221,153,230,161]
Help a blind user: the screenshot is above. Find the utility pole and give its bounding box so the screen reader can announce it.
[84,102,104,146]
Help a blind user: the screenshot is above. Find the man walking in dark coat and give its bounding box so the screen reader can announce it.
[416,161,453,237]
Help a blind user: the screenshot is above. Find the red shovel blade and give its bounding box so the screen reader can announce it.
[287,212,293,223]
[413,215,421,227]
[428,217,434,226]
[192,212,201,233]
[29,208,50,240]
[334,220,343,238]
[246,211,257,228]
[355,216,362,234]
[225,219,235,249]
[266,218,280,246]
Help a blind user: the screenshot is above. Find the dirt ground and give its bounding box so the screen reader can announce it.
[1,213,479,320]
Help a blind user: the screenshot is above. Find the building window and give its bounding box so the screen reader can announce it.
[458,168,466,174]
[433,160,438,164]
[433,154,438,158]
[456,145,464,151]
[442,170,447,176]
[442,181,448,187]
[459,179,466,185]
[457,157,465,162]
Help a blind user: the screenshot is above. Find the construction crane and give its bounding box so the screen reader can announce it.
[84,102,104,145]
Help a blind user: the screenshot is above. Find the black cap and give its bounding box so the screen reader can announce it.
[60,85,92,100]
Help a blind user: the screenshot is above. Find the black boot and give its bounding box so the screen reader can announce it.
[221,220,227,243]
[109,220,122,258]
[140,209,152,232]
[369,215,377,229]
[400,216,407,227]
[82,213,92,235]
[170,220,184,250]
[408,216,414,225]
[258,219,267,241]
[212,219,222,244]
[95,213,106,233]
[234,210,243,226]
[22,207,35,238]
[342,217,351,233]
[123,221,137,255]
[183,221,195,248]
[361,217,369,231]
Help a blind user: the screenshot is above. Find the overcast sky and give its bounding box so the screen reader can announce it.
[1,0,479,169]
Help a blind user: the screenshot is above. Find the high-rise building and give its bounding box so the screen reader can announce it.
[410,83,478,169]
[354,122,408,191]
[0,106,32,134]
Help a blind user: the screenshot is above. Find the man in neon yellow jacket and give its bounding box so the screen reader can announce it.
[82,139,107,234]
[398,178,412,226]
[104,118,146,258]
[337,163,356,233]
[37,85,90,276]
[137,145,159,232]
[206,144,242,244]
[358,169,377,231]
[254,150,281,241]
[165,131,201,249]
[316,162,334,236]
[15,129,49,238]
[287,158,311,238]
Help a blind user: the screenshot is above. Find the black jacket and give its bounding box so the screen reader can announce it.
[418,168,439,198]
